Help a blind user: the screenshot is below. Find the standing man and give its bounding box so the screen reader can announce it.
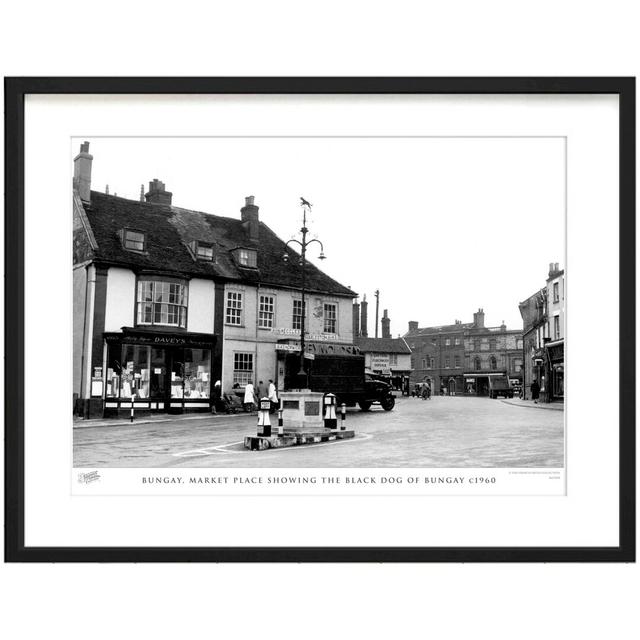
[212,379,222,414]
[268,379,278,413]
[530,379,540,404]
[257,380,269,402]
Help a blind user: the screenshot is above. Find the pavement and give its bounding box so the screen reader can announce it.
[73,411,250,429]
[74,395,564,469]
[500,398,564,411]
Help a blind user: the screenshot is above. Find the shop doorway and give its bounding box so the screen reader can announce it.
[475,377,490,396]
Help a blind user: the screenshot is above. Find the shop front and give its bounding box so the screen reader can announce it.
[101,328,218,416]
[546,339,564,401]
[463,372,506,396]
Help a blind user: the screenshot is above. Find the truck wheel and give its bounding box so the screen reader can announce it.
[358,401,372,412]
[381,396,395,411]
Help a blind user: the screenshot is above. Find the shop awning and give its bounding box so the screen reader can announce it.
[104,327,216,348]
[546,339,564,362]
[276,339,361,356]
[463,372,507,377]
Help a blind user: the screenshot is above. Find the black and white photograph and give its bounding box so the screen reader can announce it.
[7,78,632,562]
[2,3,638,638]
[72,135,565,476]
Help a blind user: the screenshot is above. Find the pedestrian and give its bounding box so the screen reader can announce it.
[530,379,540,404]
[212,379,221,414]
[268,379,278,413]
[426,381,431,400]
[421,384,428,401]
[257,379,269,401]
[243,380,257,412]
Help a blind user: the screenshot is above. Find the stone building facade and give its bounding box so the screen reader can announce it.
[519,263,564,402]
[405,309,523,395]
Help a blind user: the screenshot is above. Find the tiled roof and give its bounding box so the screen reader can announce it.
[77,191,355,297]
[354,337,412,354]
[405,322,522,338]
[406,323,473,336]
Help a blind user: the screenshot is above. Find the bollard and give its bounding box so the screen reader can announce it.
[277,407,284,436]
[340,402,346,430]
[257,397,272,437]
[323,393,337,430]
[130,393,136,422]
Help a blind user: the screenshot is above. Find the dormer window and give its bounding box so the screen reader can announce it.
[196,241,214,261]
[123,229,146,252]
[233,247,257,268]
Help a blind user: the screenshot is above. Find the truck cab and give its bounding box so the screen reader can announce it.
[488,374,514,399]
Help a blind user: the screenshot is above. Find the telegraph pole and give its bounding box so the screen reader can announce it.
[374,289,380,338]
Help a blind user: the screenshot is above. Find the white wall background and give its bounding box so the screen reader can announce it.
[104,267,135,331]
[1,2,638,640]
[186,278,215,334]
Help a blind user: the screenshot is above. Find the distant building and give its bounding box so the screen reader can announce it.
[355,337,412,387]
[404,309,523,395]
[519,263,564,402]
[464,310,524,396]
[353,308,412,389]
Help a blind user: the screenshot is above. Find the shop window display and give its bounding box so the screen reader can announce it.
[120,345,151,399]
[171,349,211,399]
[105,343,122,399]
[105,343,210,402]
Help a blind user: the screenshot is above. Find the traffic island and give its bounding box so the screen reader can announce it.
[244,392,354,450]
[244,429,355,451]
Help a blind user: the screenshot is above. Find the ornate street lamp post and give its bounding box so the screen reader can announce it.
[283,197,326,389]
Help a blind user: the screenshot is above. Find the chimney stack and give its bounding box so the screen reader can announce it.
[408,321,419,333]
[381,309,391,339]
[241,195,260,243]
[473,308,485,328]
[360,295,369,337]
[73,141,93,202]
[352,300,360,337]
[145,179,173,205]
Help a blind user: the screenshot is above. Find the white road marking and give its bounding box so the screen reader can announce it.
[171,433,372,457]
[172,441,245,457]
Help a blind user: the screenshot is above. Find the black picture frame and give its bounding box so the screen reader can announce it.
[4,77,635,562]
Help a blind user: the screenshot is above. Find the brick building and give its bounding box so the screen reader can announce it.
[404,309,523,395]
[352,306,412,390]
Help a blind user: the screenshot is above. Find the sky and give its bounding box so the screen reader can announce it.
[75,136,565,335]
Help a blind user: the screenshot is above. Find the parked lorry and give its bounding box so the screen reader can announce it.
[488,374,514,399]
[283,352,395,411]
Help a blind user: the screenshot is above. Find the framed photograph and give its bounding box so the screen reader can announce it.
[5,77,635,562]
